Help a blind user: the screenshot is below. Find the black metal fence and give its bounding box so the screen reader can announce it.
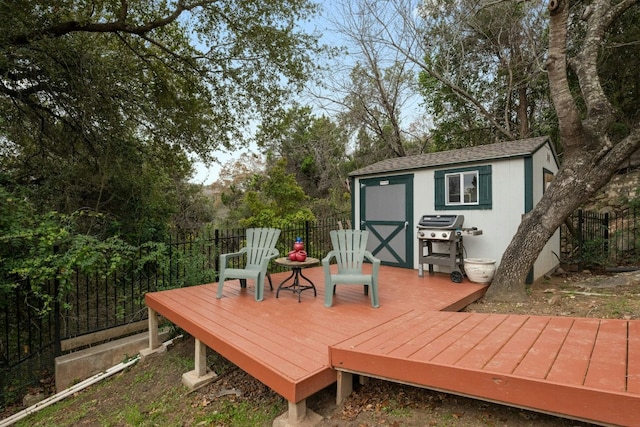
[560,208,640,269]
[6,211,636,407]
[0,219,347,408]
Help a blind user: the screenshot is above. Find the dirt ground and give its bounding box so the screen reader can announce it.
[465,269,640,319]
[6,270,640,427]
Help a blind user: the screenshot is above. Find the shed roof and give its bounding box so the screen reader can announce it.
[349,136,552,177]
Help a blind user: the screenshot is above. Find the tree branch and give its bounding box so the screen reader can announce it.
[368,1,518,141]
[10,1,212,45]
[572,1,615,136]
[546,0,582,147]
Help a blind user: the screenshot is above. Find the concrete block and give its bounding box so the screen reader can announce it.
[273,400,323,427]
[55,330,169,391]
[181,369,218,389]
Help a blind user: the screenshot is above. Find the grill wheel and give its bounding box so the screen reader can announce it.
[450,270,464,283]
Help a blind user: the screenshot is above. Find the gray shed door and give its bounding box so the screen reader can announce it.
[359,174,413,268]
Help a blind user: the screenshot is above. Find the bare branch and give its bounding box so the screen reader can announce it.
[365,0,519,140]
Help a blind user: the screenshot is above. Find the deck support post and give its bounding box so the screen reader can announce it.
[194,338,207,376]
[336,371,353,405]
[273,399,322,427]
[182,338,217,389]
[289,400,306,423]
[140,307,164,358]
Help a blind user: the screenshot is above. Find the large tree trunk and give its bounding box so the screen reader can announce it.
[484,0,640,302]
[485,149,623,301]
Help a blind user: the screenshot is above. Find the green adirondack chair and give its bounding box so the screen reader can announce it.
[322,229,380,308]
[217,228,281,302]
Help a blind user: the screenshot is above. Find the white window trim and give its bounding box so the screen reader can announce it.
[445,171,479,206]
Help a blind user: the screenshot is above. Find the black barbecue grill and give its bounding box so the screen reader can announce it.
[417,214,464,241]
[417,214,482,282]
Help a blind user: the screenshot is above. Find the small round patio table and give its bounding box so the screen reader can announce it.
[273,257,319,302]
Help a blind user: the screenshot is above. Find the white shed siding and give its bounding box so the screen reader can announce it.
[350,138,560,283]
[460,159,526,268]
[411,158,527,274]
[532,143,561,277]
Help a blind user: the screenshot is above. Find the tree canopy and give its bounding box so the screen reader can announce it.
[416,0,553,148]
[0,0,324,303]
[486,0,640,301]
[0,0,321,240]
[313,0,640,301]
[3,0,640,304]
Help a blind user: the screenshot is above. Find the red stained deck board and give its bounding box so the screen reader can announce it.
[512,316,574,379]
[409,313,488,362]
[545,318,600,385]
[333,310,445,355]
[629,321,640,394]
[455,315,529,370]
[482,316,550,374]
[430,313,509,365]
[584,319,629,392]
[385,312,469,359]
[214,288,345,349]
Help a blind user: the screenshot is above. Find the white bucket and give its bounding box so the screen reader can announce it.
[464,258,496,284]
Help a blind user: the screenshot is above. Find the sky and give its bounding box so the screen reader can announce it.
[189,0,424,185]
[189,1,341,186]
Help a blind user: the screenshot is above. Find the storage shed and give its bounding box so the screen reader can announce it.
[348,136,560,283]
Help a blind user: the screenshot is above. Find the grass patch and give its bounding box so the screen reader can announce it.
[194,401,283,427]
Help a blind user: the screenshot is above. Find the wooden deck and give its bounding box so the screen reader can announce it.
[331,312,640,426]
[144,265,640,426]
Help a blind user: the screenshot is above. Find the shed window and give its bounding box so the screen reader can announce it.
[543,168,554,193]
[435,165,492,210]
[446,171,478,205]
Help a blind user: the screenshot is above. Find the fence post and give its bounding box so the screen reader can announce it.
[304,221,311,257]
[214,229,220,282]
[603,212,609,260]
[577,209,584,272]
[168,234,173,288]
[635,205,638,256]
[53,245,62,358]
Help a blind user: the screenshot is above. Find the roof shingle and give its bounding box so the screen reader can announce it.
[349,136,551,177]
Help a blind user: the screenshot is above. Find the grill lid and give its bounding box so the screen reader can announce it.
[418,214,464,229]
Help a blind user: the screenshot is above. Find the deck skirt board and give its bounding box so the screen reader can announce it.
[145,265,640,426]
